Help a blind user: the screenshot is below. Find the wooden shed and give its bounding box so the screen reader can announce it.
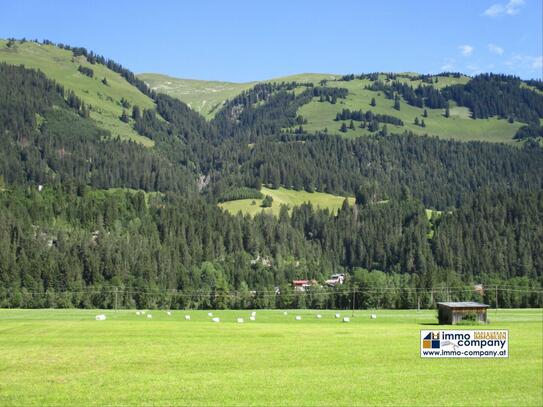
[437,302,489,325]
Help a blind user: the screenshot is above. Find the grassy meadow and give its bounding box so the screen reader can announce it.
[0,40,155,146]
[218,186,355,216]
[294,78,524,144]
[0,308,540,406]
[139,73,338,118]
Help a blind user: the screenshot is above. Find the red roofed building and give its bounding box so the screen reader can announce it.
[292,280,317,292]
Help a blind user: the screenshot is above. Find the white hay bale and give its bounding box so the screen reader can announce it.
[343,317,350,323]
[212,317,220,323]
[95,314,106,321]
[251,311,256,317]
[184,315,191,320]
[295,315,302,321]
[316,314,322,319]
[249,316,256,321]
[135,311,141,316]
[237,318,244,323]
[166,311,172,316]
[208,312,213,317]
[371,314,377,319]
[147,314,152,319]
[335,313,341,318]
[283,311,288,316]
[141,311,146,315]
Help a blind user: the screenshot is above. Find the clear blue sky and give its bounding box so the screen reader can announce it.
[1,0,541,82]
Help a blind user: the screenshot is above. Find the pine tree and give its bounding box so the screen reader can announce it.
[349,120,355,130]
[370,97,376,107]
[340,123,348,132]
[132,105,141,121]
[261,195,273,208]
[421,119,426,128]
[394,95,400,111]
[120,110,130,123]
[423,109,428,118]
[414,117,420,126]
[368,120,379,132]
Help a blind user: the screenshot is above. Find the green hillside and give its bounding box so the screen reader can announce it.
[0,40,156,146]
[139,72,337,118]
[140,70,526,144]
[292,76,524,144]
[219,186,355,216]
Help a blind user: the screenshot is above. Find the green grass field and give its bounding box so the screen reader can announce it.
[0,308,540,406]
[294,78,524,144]
[139,73,338,119]
[218,186,355,216]
[0,40,155,146]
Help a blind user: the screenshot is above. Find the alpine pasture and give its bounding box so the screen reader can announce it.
[139,73,338,119]
[218,186,355,216]
[293,77,524,143]
[0,309,541,406]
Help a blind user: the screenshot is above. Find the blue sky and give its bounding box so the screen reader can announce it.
[1,0,541,82]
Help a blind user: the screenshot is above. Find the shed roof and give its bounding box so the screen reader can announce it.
[437,302,490,308]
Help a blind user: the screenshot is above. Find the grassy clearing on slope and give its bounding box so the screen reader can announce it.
[0,308,540,406]
[139,72,338,118]
[139,74,256,119]
[219,186,355,216]
[295,78,523,144]
[0,40,155,146]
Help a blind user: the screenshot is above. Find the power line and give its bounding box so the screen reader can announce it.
[6,285,542,298]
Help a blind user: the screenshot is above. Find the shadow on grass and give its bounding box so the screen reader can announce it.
[419,322,441,326]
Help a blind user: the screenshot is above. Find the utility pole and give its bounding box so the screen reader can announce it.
[352,286,355,317]
[496,284,498,314]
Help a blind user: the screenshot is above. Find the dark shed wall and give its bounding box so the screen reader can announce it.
[438,305,488,325]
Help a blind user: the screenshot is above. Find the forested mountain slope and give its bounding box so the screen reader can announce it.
[0,39,156,146]
[148,70,543,144]
[0,38,541,309]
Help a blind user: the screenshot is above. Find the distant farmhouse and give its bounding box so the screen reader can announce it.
[292,280,318,292]
[437,302,489,325]
[292,274,345,292]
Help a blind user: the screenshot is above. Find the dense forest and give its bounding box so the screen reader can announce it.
[0,40,542,309]
[0,187,540,309]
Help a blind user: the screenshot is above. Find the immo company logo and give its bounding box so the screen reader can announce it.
[422,331,441,349]
[420,330,508,358]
